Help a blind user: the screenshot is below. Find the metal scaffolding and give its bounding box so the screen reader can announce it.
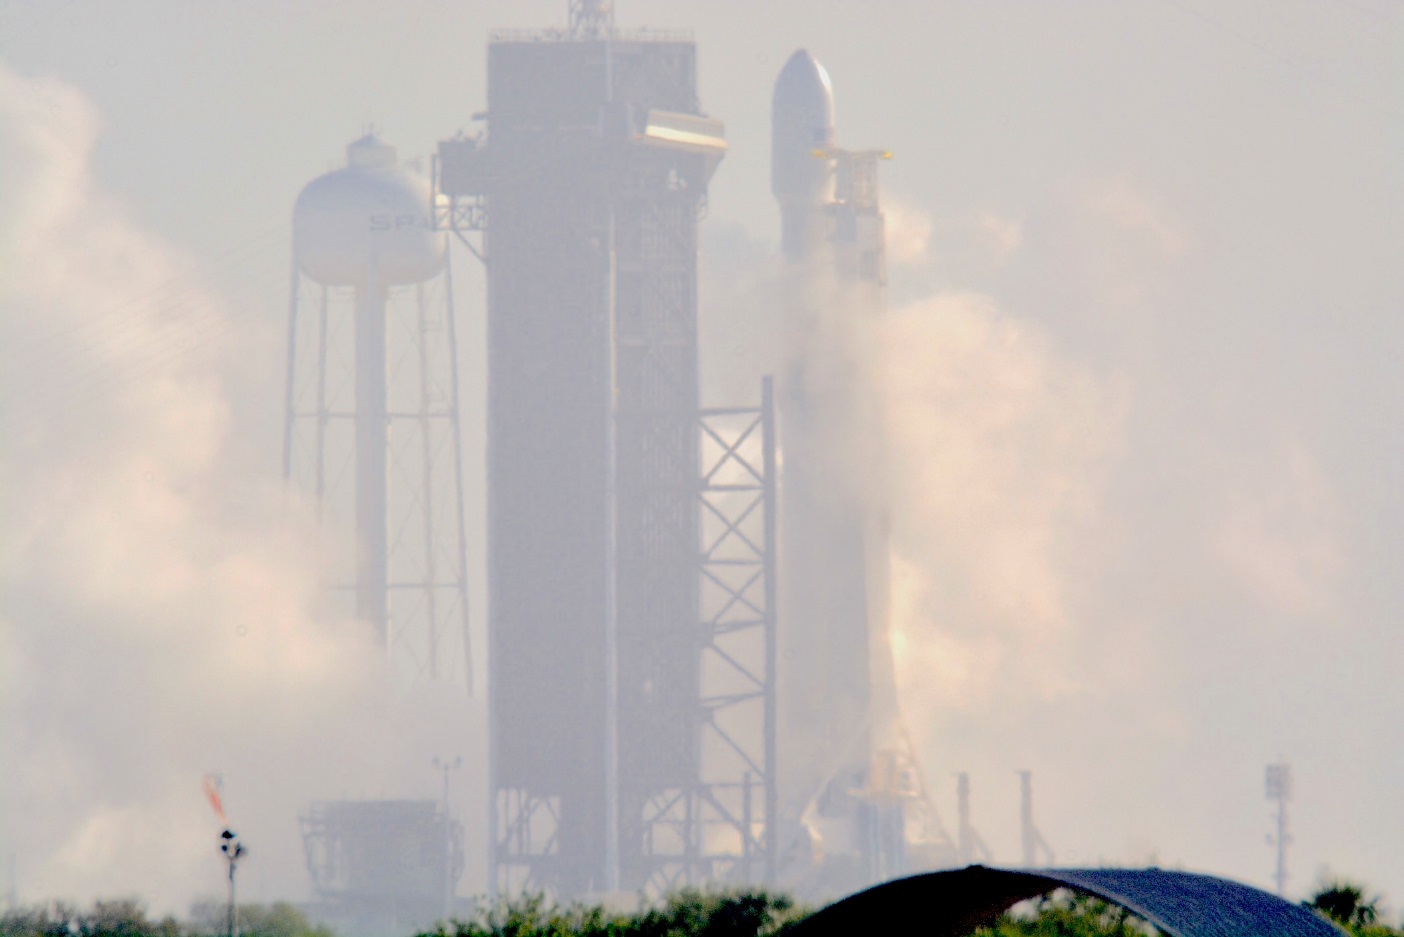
[689,388,778,888]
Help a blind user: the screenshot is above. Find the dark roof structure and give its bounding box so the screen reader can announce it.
[791,865,1344,937]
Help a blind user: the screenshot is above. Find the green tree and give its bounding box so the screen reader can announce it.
[187,902,333,937]
[628,890,807,937]
[974,891,1160,937]
[420,890,808,937]
[0,899,182,937]
[1306,880,1402,937]
[418,892,627,937]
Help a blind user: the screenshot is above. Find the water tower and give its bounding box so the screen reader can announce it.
[282,133,471,687]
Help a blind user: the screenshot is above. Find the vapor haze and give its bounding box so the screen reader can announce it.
[1,0,1400,915]
[0,65,474,912]
[706,149,1388,884]
[883,287,1128,709]
[867,170,1382,878]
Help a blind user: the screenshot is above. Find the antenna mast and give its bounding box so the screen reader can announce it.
[956,772,991,864]
[1265,762,1293,896]
[1019,771,1055,867]
[569,0,614,37]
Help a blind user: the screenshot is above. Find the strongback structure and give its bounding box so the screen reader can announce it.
[435,4,775,896]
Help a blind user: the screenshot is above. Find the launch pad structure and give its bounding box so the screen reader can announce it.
[276,0,1010,906]
[436,0,778,896]
[300,800,464,936]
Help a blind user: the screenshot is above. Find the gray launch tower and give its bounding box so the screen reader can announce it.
[437,1,775,896]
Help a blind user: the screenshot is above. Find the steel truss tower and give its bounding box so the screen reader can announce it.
[1265,762,1292,896]
[436,21,774,896]
[282,136,472,687]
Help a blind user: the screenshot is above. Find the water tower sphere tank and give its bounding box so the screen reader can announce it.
[294,134,446,287]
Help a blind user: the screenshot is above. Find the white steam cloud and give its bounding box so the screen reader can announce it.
[701,175,1360,876]
[0,64,469,911]
[1,46,1380,908]
[882,290,1128,710]
[868,181,1356,871]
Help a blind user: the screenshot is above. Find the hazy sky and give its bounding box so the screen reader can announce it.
[2,0,1401,917]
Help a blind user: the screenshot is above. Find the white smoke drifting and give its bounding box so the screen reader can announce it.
[883,289,1129,709]
[0,64,473,911]
[700,177,1375,887]
[870,184,1364,877]
[1,40,1392,910]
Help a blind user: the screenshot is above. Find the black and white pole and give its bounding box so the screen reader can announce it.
[219,828,247,937]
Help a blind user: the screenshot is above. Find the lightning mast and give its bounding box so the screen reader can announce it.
[1019,771,1055,868]
[956,773,992,864]
[1265,762,1292,896]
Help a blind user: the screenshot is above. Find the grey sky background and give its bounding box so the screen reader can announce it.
[1,0,1401,915]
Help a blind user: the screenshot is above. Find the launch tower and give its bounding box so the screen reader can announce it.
[437,1,775,896]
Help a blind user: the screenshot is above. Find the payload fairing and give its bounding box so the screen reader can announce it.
[772,50,836,260]
[771,49,953,896]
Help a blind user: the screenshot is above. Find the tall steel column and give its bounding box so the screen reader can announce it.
[626,390,779,894]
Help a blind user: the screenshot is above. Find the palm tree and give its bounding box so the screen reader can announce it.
[1306,880,1389,935]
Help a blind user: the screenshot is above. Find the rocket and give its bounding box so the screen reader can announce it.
[771,49,954,894]
[771,50,836,260]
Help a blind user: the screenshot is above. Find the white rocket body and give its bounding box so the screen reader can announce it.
[771,50,949,895]
[772,51,836,260]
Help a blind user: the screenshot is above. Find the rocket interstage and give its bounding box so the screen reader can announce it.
[770,50,954,895]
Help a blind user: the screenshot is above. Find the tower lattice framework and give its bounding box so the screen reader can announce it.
[437,25,775,896]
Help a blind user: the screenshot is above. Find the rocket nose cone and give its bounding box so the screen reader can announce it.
[772,49,836,202]
[772,49,835,131]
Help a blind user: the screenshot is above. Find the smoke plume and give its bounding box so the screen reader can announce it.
[709,179,1361,877]
[868,185,1356,871]
[0,64,470,911]
[882,289,1128,709]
